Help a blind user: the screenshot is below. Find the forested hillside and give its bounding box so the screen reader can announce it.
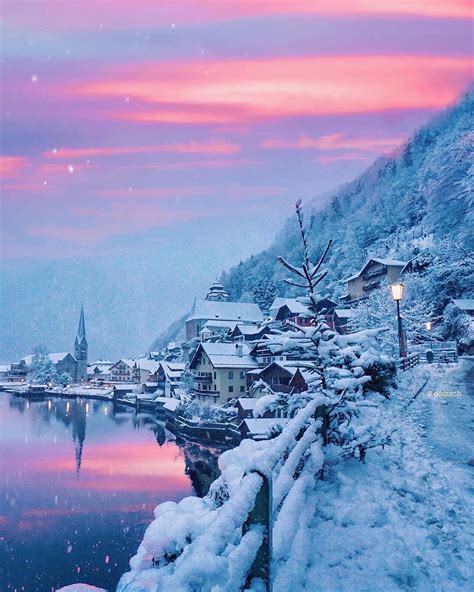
[221,89,473,305]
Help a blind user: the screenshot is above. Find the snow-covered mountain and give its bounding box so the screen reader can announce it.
[221,88,473,304]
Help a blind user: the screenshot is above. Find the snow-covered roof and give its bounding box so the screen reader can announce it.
[90,359,112,366]
[137,358,162,372]
[237,397,258,410]
[240,418,288,437]
[187,300,263,323]
[190,342,259,369]
[334,308,355,318]
[341,257,407,283]
[270,297,308,315]
[0,364,10,373]
[110,358,136,369]
[160,361,185,379]
[452,299,474,311]
[233,324,263,336]
[201,320,238,331]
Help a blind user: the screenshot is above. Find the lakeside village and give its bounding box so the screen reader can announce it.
[1,253,471,446]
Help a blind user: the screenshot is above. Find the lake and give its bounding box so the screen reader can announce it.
[0,393,221,591]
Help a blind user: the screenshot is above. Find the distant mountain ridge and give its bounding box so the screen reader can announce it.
[220,88,473,303]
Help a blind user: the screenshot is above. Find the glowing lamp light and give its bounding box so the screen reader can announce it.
[390,282,404,302]
[425,321,433,331]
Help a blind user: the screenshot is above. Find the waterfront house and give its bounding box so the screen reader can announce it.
[137,358,162,386]
[155,361,186,396]
[109,359,138,383]
[87,359,112,382]
[189,342,259,404]
[340,257,407,304]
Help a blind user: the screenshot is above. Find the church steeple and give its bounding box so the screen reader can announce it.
[74,305,88,381]
[77,305,86,341]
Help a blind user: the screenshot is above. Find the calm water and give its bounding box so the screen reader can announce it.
[0,393,220,591]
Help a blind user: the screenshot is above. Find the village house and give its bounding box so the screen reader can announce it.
[198,320,238,342]
[109,359,138,383]
[235,397,276,419]
[8,360,27,381]
[340,257,407,304]
[185,282,263,341]
[451,299,474,317]
[332,308,355,334]
[87,359,112,382]
[247,361,309,394]
[270,297,337,330]
[230,323,272,342]
[150,361,186,396]
[238,417,288,441]
[189,342,259,404]
[136,358,162,386]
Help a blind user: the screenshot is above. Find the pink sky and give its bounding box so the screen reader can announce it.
[0,1,472,260]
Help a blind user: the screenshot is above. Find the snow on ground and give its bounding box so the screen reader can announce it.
[295,359,474,592]
[56,585,107,592]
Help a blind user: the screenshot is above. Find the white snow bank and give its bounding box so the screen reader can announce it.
[56,585,107,592]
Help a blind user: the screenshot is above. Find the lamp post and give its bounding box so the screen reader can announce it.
[390,282,406,358]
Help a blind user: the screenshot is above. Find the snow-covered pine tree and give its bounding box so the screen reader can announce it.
[31,347,59,384]
[264,200,392,459]
[253,278,278,316]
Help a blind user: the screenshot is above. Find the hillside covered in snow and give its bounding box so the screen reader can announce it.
[221,89,473,304]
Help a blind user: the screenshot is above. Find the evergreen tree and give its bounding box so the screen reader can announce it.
[265,200,392,459]
[252,278,278,315]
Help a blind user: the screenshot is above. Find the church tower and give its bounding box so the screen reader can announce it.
[205,281,229,302]
[74,306,88,381]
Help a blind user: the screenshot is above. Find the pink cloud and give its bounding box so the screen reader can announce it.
[42,140,240,159]
[0,156,28,178]
[261,132,404,153]
[4,1,471,31]
[73,55,472,123]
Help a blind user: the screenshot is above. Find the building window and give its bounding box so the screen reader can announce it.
[240,371,245,379]
[228,371,234,379]
[228,386,234,393]
[214,372,216,379]
[272,377,279,385]
[240,385,245,393]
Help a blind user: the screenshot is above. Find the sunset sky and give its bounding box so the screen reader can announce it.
[0,1,472,358]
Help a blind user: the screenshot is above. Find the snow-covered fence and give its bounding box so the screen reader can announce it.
[398,353,420,371]
[425,342,458,364]
[117,399,327,592]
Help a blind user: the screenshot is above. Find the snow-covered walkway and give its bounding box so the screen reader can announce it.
[287,360,474,592]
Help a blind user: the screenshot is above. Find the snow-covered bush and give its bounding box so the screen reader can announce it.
[177,399,236,424]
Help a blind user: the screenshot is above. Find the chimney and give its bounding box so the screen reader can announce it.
[235,343,243,357]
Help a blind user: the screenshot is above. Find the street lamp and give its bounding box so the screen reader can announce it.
[390,282,406,358]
